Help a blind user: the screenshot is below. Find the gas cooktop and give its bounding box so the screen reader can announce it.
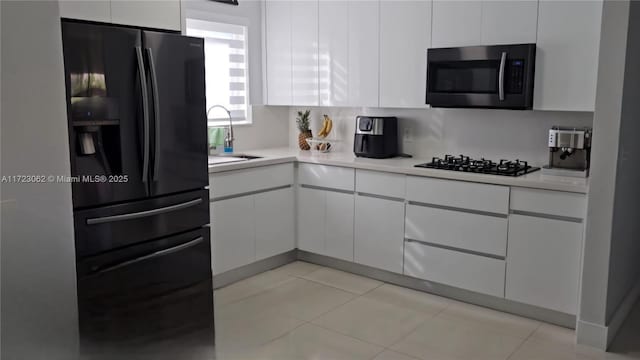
[415,155,540,177]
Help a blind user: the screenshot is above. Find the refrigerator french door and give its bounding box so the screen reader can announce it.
[143,31,208,197]
[62,21,208,209]
[61,20,214,357]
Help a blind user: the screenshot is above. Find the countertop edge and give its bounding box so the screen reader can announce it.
[208,156,298,173]
[209,151,589,194]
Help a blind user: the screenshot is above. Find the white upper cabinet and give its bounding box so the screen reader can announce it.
[432,0,482,48]
[379,0,431,108]
[319,1,349,106]
[534,0,603,111]
[291,0,320,106]
[59,0,111,23]
[59,1,181,30]
[265,0,293,105]
[432,0,537,47]
[111,1,181,30]
[481,0,538,45]
[263,0,603,111]
[347,1,379,107]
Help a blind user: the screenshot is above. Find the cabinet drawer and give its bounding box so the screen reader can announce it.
[510,187,587,219]
[406,204,507,257]
[406,176,509,214]
[210,163,294,199]
[298,163,354,191]
[404,240,506,297]
[356,169,405,199]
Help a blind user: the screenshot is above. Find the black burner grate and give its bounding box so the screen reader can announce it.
[415,155,540,177]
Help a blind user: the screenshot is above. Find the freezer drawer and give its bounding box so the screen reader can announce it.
[77,227,214,355]
[74,189,209,257]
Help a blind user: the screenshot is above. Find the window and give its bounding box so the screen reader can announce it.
[186,18,250,125]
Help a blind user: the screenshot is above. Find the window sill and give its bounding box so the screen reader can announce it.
[208,120,252,127]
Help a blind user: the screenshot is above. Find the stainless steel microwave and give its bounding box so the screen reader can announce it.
[426,44,536,110]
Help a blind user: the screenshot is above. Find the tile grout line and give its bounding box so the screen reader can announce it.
[383,302,446,354]
[215,262,322,307]
[306,286,371,324]
[297,272,385,296]
[505,322,543,360]
[215,273,299,307]
[309,320,392,351]
[255,317,310,349]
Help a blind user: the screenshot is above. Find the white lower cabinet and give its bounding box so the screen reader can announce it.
[211,196,255,275]
[506,214,583,314]
[354,195,405,273]
[404,240,506,297]
[297,187,354,261]
[297,187,326,254]
[211,163,587,316]
[255,187,295,260]
[211,186,295,275]
[405,204,508,257]
[325,191,355,261]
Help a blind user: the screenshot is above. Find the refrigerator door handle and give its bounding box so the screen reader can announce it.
[86,198,203,225]
[93,236,205,275]
[146,48,161,182]
[135,46,151,184]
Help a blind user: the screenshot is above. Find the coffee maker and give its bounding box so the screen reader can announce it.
[353,116,398,159]
[542,127,592,177]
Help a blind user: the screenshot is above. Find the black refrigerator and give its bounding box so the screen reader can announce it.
[61,20,214,358]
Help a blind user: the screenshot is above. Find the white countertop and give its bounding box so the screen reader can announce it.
[209,148,589,194]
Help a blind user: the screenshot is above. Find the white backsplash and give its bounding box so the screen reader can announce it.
[224,105,290,152]
[287,107,593,166]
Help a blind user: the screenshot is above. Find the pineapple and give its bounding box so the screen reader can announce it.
[296,110,312,150]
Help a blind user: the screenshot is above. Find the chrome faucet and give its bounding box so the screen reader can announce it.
[206,105,235,153]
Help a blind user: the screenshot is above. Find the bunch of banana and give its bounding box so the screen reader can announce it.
[317,114,333,138]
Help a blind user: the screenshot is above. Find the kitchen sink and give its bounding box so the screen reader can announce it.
[208,154,263,165]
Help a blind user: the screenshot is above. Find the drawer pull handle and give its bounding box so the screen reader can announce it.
[86,198,203,225]
[95,236,205,275]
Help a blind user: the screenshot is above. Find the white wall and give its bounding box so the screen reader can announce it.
[577,0,640,350]
[579,0,628,334]
[287,107,593,164]
[1,1,78,359]
[606,0,640,321]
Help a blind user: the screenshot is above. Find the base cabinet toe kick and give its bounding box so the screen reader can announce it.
[210,163,587,322]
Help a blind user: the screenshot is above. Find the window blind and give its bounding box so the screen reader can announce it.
[186,19,249,123]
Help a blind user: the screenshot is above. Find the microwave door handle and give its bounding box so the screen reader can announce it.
[146,48,161,182]
[498,51,507,101]
[135,46,150,184]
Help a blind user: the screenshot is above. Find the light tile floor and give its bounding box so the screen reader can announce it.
[213,261,640,360]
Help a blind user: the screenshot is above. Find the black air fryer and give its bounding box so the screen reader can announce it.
[353,116,398,158]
